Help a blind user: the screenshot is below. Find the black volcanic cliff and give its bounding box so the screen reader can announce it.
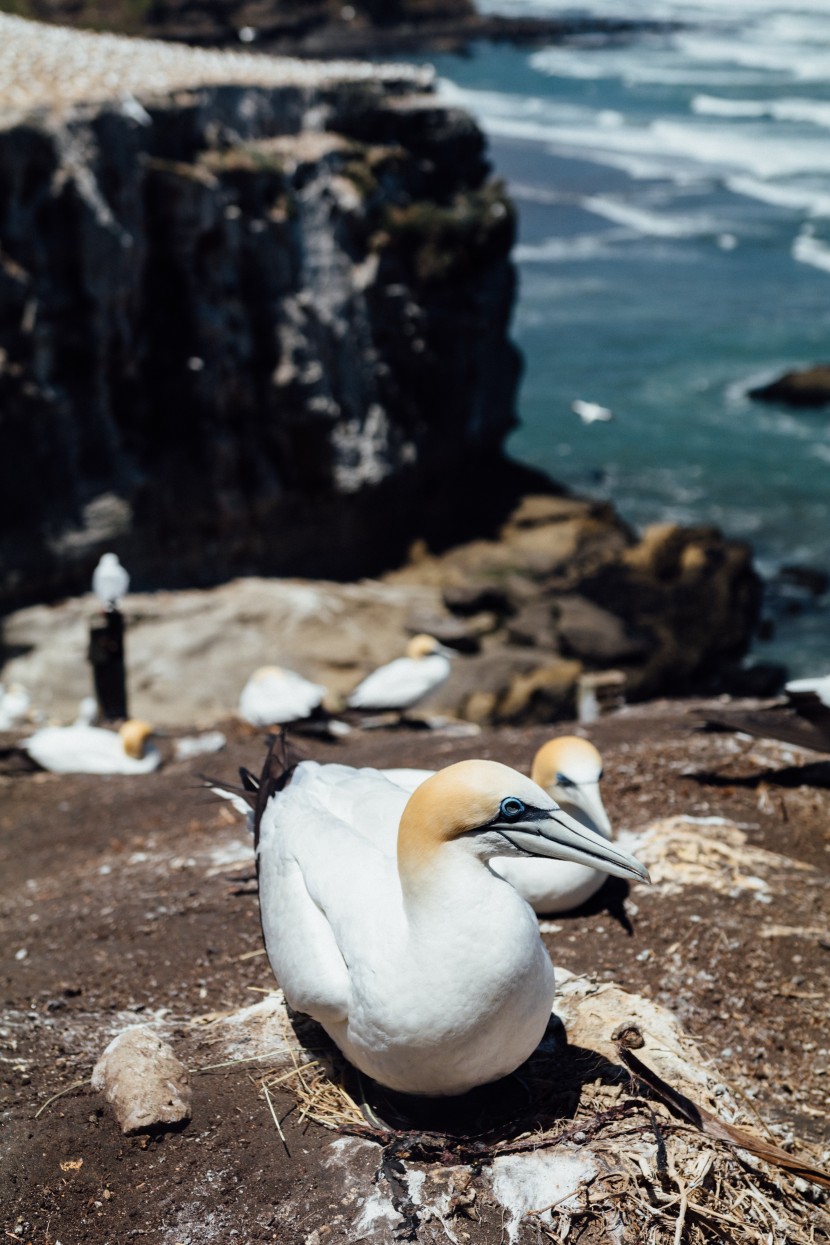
[0,40,526,607]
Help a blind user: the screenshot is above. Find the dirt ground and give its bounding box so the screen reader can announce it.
[1,703,829,1243]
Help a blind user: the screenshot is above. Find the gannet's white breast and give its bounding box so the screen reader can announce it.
[23,724,161,774]
[256,760,555,1096]
[92,552,130,606]
[347,653,450,712]
[239,667,326,726]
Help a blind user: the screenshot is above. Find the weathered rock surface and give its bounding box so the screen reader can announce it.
[91,1026,192,1134]
[2,495,762,726]
[0,15,524,610]
[748,363,830,407]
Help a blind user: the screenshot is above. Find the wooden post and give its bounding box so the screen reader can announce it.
[88,607,128,722]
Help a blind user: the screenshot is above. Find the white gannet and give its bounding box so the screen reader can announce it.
[256,755,647,1096]
[239,666,327,728]
[23,719,160,774]
[347,634,453,714]
[571,399,614,424]
[493,737,613,913]
[0,683,31,730]
[785,672,830,708]
[92,552,130,608]
[383,736,613,914]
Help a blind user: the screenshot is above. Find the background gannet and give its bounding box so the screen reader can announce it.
[23,719,161,774]
[92,552,130,609]
[255,754,647,1097]
[347,634,452,714]
[239,666,327,727]
[493,737,613,913]
[0,683,31,731]
[571,399,614,424]
[384,737,613,914]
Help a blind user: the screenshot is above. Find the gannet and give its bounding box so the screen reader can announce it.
[571,399,614,424]
[239,666,327,728]
[347,635,452,714]
[255,755,647,1096]
[384,737,614,914]
[0,683,31,730]
[23,720,160,774]
[92,552,130,609]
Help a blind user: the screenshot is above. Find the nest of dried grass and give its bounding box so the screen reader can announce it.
[251,1005,830,1245]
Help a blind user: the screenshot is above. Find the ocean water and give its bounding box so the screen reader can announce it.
[427,0,830,676]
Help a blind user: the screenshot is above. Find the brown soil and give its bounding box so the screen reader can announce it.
[2,704,829,1242]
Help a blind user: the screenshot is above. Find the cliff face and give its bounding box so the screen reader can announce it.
[0,18,522,607]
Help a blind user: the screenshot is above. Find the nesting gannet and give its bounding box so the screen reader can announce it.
[92,552,130,608]
[571,399,614,424]
[493,737,612,913]
[384,737,614,914]
[347,635,452,714]
[23,720,160,774]
[255,755,647,1096]
[239,666,327,728]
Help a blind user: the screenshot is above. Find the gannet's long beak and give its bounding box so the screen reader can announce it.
[499,806,649,884]
[569,781,612,838]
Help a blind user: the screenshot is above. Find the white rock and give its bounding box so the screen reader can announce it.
[91,1026,191,1134]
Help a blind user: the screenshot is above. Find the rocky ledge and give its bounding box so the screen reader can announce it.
[4,495,764,727]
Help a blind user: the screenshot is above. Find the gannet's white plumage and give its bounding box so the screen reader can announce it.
[92,552,130,608]
[571,399,613,424]
[0,683,31,730]
[256,756,647,1096]
[239,666,326,727]
[785,673,830,708]
[384,737,614,914]
[347,634,452,712]
[23,720,160,774]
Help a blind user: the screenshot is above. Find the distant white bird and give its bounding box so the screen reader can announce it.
[254,755,648,1096]
[347,635,453,713]
[384,736,614,915]
[239,666,327,728]
[571,399,614,424]
[92,552,130,609]
[0,683,31,730]
[785,673,830,708]
[23,720,160,774]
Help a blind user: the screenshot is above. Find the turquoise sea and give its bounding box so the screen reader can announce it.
[427,0,830,675]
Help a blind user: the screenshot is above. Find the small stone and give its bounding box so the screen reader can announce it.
[91,1027,191,1135]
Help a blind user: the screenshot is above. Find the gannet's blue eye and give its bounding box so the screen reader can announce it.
[556,772,576,789]
[500,797,526,822]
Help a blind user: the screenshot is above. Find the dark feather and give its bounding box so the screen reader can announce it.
[252,731,301,852]
[698,708,830,754]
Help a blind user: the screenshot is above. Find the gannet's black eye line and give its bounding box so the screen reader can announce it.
[499,797,526,821]
[555,772,576,789]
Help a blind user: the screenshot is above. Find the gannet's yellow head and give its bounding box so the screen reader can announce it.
[531,736,611,838]
[405,634,445,661]
[118,720,154,760]
[397,758,642,882]
[252,666,285,681]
